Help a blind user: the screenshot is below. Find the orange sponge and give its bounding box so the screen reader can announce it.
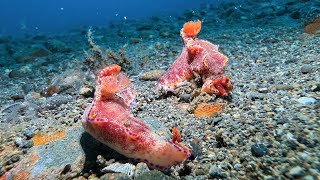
[193,103,223,118]
[183,20,201,37]
[32,131,65,146]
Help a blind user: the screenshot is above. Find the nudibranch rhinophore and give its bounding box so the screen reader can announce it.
[82,64,191,170]
[156,20,232,96]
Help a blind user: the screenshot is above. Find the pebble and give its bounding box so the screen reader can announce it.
[100,173,131,180]
[300,64,312,74]
[258,87,268,93]
[247,92,266,101]
[288,166,305,177]
[179,93,191,102]
[296,97,317,105]
[96,155,106,167]
[139,70,165,81]
[194,168,206,176]
[101,162,135,177]
[135,170,174,180]
[251,144,268,157]
[79,87,94,97]
[209,165,226,178]
[134,163,149,179]
[14,137,23,147]
[190,137,202,159]
[10,154,20,163]
[15,137,34,149]
[23,127,36,139]
[234,163,242,171]
[302,175,314,180]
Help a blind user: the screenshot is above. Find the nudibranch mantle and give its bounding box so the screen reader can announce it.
[82,64,190,170]
[156,20,232,96]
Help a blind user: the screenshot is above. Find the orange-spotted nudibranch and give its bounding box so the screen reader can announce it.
[156,20,232,96]
[82,64,191,170]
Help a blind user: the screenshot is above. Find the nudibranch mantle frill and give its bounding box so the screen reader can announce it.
[156,20,232,96]
[82,64,191,170]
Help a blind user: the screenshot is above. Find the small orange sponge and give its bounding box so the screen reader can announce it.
[183,20,201,37]
[32,131,66,146]
[193,103,223,118]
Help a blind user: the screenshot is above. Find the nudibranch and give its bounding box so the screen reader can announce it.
[156,20,232,96]
[82,64,191,170]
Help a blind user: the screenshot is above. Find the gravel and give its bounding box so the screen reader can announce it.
[0,0,319,179]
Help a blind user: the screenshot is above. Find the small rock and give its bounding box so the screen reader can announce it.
[14,137,23,147]
[310,84,320,92]
[22,83,34,95]
[134,163,149,179]
[302,175,314,180]
[234,163,242,171]
[194,168,206,176]
[135,170,173,180]
[288,166,305,178]
[139,70,165,81]
[251,144,268,157]
[190,137,202,159]
[96,155,106,167]
[179,93,191,102]
[275,84,293,90]
[22,140,34,149]
[296,97,317,105]
[79,87,94,97]
[60,164,72,175]
[15,137,34,149]
[23,127,36,139]
[102,162,135,177]
[5,164,14,171]
[300,64,312,74]
[100,173,131,180]
[10,154,20,163]
[258,87,268,93]
[209,165,226,178]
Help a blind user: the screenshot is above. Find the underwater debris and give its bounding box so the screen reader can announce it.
[83,28,131,76]
[156,20,232,97]
[106,47,131,70]
[193,103,223,118]
[41,85,59,97]
[82,64,190,170]
[304,17,320,34]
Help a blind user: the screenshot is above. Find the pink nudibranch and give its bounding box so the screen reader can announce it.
[82,64,191,170]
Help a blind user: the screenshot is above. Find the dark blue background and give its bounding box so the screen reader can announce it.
[0,0,214,36]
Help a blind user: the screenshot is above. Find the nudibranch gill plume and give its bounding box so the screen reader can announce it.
[82,64,191,170]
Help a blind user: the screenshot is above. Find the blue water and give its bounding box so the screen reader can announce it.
[0,0,215,36]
